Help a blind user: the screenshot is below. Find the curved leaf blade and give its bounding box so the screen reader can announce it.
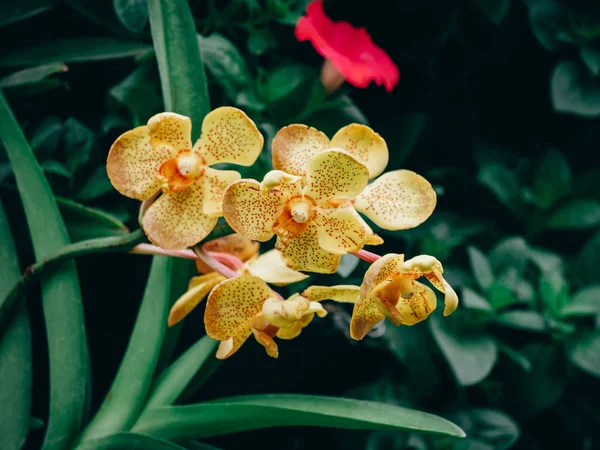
[132,395,465,441]
[79,256,172,440]
[0,91,88,450]
[0,200,32,450]
[76,432,186,450]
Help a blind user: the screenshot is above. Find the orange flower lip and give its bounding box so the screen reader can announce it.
[295,0,399,92]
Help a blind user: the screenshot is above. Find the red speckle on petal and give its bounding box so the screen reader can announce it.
[295,0,399,92]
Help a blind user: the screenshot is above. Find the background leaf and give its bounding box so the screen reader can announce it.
[546,199,600,229]
[113,0,148,33]
[569,332,600,378]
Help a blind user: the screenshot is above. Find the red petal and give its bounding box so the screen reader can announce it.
[295,0,399,92]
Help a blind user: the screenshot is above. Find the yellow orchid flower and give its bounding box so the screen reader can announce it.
[223,150,381,274]
[195,233,260,274]
[304,254,459,340]
[204,276,326,359]
[272,124,438,231]
[106,107,264,250]
[167,246,308,327]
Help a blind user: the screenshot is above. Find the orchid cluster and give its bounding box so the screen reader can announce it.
[106,106,458,360]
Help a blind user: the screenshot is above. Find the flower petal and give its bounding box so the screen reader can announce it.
[331,124,388,179]
[202,167,241,217]
[314,202,368,254]
[360,253,405,298]
[350,293,385,340]
[271,124,330,176]
[193,106,263,166]
[106,126,172,200]
[223,180,285,241]
[394,280,437,326]
[353,170,437,230]
[216,334,251,360]
[168,272,224,326]
[302,285,360,303]
[245,249,309,286]
[252,328,279,358]
[276,222,341,274]
[142,180,218,250]
[205,276,273,350]
[276,313,314,340]
[147,112,192,153]
[197,234,259,275]
[304,149,369,205]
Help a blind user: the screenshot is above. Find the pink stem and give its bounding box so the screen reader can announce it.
[208,252,244,271]
[194,246,239,279]
[130,243,197,260]
[351,249,382,264]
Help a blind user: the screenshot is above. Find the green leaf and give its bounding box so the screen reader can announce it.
[569,331,600,378]
[573,229,600,286]
[478,163,525,217]
[559,285,600,317]
[113,0,148,33]
[57,197,129,241]
[580,46,600,76]
[145,335,219,409]
[497,343,532,372]
[495,310,547,332]
[0,63,68,88]
[538,269,569,314]
[546,198,600,229]
[533,149,571,209]
[526,0,575,52]
[0,0,52,27]
[476,0,511,25]
[467,246,495,291]
[462,287,493,313]
[79,256,173,441]
[551,60,600,118]
[0,38,151,67]
[148,0,210,138]
[198,33,252,102]
[30,116,62,158]
[429,314,498,386]
[109,64,162,126]
[63,117,94,174]
[76,432,186,450]
[247,28,279,55]
[41,160,71,177]
[451,409,519,450]
[75,166,116,201]
[0,200,32,450]
[132,395,465,441]
[0,91,88,450]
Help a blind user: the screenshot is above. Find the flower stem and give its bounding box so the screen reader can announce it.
[193,246,239,279]
[130,244,245,272]
[351,249,382,263]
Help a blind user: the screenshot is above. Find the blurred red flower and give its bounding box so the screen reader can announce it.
[295,0,399,92]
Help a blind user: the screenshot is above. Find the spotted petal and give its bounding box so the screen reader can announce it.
[223,180,285,241]
[314,203,368,254]
[393,280,437,326]
[167,272,224,326]
[205,276,274,359]
[331,124,389,179]
[276,313,315,340]
[271,124,330,176]
[302,285,360,303]
[304,150,369,205]
[360,253,405,298]
[106,126,173,200]
[142,180,217,250]
[350,293,385,340]
[147,112,192,153]
[202,167,241,217]
[245,249,309,286]
[193,107,263,166]
[353,170,437,230]
[276,222,341,274]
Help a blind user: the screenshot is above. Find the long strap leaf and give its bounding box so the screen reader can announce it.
[78,256,172,441]
[0,199,32,449]
[131,394,466,441]
[0,91,88,450]
[75,432,186,450]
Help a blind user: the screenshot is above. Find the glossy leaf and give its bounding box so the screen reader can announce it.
[546,199,600,229]
[467,246,495,291]
[0,38,151,67]
[113,0,148,33]
[57,197,129,241]
[477,0,511,25]
[0,0,52,27]
[0,63,67,88]
[429,314,498,386]
[148,0,209,139]
[451,409,519,450]
[145,335,219,409]
[551,60,600,118]
[495,310,547,332]
[75,166,116,201]
[559,286,600,317]
[478,163,525,218]
[533,149,571,209]
[132,395,466,440]
[0,200,32,450]
[569,332,600,378]
[79,256,173,440]
[76,432,186,450]
[0,91,88,450]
